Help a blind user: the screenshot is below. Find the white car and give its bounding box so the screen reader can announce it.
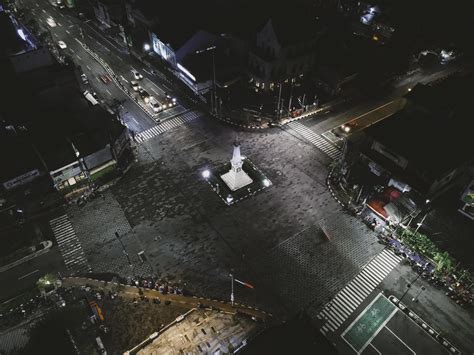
[46,17,57,28]
[148,96,162,113]
[130,80,140,91]
[57,40,67,49]
[131,69,143,80]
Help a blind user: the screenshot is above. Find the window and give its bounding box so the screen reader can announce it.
[52,171,62,178]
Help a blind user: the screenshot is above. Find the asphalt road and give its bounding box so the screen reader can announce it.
[0,247,65,303]
[25,0,189,133]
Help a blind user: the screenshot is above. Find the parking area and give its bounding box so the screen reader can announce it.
[342,294,448,355]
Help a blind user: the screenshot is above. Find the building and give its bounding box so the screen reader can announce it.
[0,18,133,195]
[125,308,262,354]
[247,10,324,91]
[349,73,474,203]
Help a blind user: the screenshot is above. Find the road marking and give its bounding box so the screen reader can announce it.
[120,75,128,83]
[65,29,70,34]
[18,269,39,280]
[149,87,159,96]
[105,89,112,96]
[76,54,82,60]
[385,326,416,354]
[70,48,74,53]
[69,24,74,28]
[57,22,62,26]
[369,344,381,355]
[42,9,46,13]
[86,65,91,70]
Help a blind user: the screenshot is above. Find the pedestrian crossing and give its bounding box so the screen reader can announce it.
[135,110,203,143]
[287,121,342,160]
[316,248,402,335]
[49,215,91,274]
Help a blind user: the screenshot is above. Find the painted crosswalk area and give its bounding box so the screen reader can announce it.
[317,249,402,335]
[287,121,342,160]
[135,110,203,143]
[49,215,91,274]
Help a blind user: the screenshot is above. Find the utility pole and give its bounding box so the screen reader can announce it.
[212,49,217,116]
[276,82,282,121]
[115,231,132,267]
[229,273,254,307]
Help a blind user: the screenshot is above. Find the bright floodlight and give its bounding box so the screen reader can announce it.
[143,43,151,51]
[263,179,270,187]
[202,169,211,179]
[226,195,234,204]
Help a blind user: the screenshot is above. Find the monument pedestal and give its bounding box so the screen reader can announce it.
[221,169,253,191]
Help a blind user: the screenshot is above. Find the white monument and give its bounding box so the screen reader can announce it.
[221,140,253,191]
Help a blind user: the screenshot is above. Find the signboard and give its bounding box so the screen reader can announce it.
[3,169,40,190]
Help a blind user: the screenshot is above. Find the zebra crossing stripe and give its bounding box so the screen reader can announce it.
[287,122,341,160]
[317,249,401,335]
[49,215,91,274]
[135,110,202,144]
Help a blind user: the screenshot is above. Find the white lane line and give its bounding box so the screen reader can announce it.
[69,48,74,53]
[76,54,82,60]
[385,326,416,354]
[65,29,70,34]
[86,65,91,70]
[57,22,62,26]
[149,87,159,96]
[42,9,46,13]
[369,343,382,355]
[120,75,128,82]
[105,89,112,96]
[18,269,40,280]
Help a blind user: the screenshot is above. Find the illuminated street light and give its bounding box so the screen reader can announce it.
[226,195,234,204]
[202,169,211,179]
[143,43,151,51]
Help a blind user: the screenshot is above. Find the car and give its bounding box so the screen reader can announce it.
[57,40,67,49]
[130,80,140,91]
[80,73,89,84]
[148,96,162,113]
[46,17,56,27]
[99,74,111,84]
[131,69,143,80]
[138,88,150,103]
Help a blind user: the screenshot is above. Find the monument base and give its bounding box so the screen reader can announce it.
[221,170,253,191]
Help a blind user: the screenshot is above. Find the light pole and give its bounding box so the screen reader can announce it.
[115,231,132,267]
[412,286,426,303]
[195,45,217,116]
[398,274,420,305]
[229,273,254,307]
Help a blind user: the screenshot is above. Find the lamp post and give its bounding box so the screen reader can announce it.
[195,45,217,116]
[229,273,254,307]
[398,274,420,305]
[115,231,132,267]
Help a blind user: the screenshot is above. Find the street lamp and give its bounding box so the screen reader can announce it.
[229,273,254,306]
[202,169,211,179]
[143,43,150,51]
[412,286,426,303]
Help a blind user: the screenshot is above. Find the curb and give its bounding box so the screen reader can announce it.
[64,277,272,318]
[0,241,53,273]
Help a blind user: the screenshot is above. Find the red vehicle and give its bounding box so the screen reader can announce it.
[99,74,111,84]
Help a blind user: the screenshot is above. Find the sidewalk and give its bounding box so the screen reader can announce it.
[62,277,272,321]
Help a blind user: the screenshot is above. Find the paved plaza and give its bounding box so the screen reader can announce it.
[61,113,388,320]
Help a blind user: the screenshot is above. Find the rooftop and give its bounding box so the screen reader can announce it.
[363,74,474,181]
[130,308,261,354]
